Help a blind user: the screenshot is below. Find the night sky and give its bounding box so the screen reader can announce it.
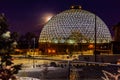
[0,0,120,36]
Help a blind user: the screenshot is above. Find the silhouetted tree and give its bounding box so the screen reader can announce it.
[11,32,19,41]
[18,32,38,49]
[0,13,22,80]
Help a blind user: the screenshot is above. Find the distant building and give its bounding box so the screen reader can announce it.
[113,22,120,41]
[39,6,112,55]
[112,22,120,54]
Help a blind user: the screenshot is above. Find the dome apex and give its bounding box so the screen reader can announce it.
[70,5,82,9]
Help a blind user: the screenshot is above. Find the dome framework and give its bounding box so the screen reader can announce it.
[39,8,111,44]
[39,7,112,55]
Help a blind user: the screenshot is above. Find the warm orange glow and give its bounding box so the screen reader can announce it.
[45,15,52,22]
[15,49,22,52]
[48,49,51,53]
[48,49,56,54]
[43,13,54,23]
[52,49,56,53]
[88,44,94,49]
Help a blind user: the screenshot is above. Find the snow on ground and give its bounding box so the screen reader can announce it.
[17,66,68,79]
[18,77,40,80]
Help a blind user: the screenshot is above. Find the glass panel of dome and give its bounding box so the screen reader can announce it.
[39,8,111,44]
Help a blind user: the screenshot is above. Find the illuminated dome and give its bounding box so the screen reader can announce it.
[39,6,112,44]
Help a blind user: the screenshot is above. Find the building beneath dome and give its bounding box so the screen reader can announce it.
[39,6,112,55]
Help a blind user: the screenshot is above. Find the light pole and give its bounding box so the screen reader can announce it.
[33,37,35,68]
[67,60,71,80]
[94,15,97,62]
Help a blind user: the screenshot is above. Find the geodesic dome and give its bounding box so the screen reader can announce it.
[39,6,112,44]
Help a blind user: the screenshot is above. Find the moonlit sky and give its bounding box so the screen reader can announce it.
[0,0,120,36]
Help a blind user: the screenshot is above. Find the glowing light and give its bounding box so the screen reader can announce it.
[88,44,94,49]
[67,39,75,44]
[42,13,54,23]
[52,49,56,53]
[48,49,56,53]
[45,15,52,22]
[48,49,51,53]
